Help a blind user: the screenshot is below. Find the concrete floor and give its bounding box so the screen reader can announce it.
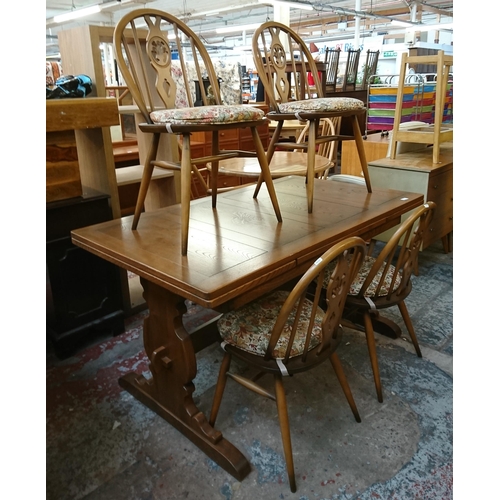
[46,241,452,499]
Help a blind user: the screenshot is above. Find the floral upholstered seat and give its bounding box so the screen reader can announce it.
[277,97,364,115]
[150,105,264,126]
[322,256,402,298]
[217,290,323,359]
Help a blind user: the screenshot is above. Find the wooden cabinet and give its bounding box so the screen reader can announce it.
[47,188,125,357]
[367,146,453,251]
[341,133,390,176]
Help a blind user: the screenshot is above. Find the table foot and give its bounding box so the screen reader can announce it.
[124,279,251,481]
[119,373,251,481]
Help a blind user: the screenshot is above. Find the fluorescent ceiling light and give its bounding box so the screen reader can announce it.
[391,20,413,27]
[53,5,102,23]
[257,0,314,11]
[407,22,453,32]
[216,23,261,34]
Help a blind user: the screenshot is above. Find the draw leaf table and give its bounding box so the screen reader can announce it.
[72,175,423,481]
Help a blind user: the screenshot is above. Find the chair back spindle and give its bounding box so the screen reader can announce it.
[342,49,361,91]
[325,47,341,94]
[264,238,366,365]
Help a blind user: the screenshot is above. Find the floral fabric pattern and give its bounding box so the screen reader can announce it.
[46,61,63,86]
[218,290,324,359]
[323,255,402,297]
[170,59,243,108]
[278,97,364,114]
[150,105,264,125]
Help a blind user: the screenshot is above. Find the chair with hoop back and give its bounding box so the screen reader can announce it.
[342,49,361,91]
[360,50,380,90]
[321,202,436,403]
[324,47,341,95]
[252,22,372,214]
[294,117,341,179]
[209,236,367,493]
[113,9,282,255]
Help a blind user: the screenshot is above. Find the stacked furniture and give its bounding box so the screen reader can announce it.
[46,98,125,356]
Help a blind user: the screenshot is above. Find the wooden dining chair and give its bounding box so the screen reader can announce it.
[252,22,372,214]
[342,49,361,91]
[360,50,380,90]
[321,202,436,403]
[324,47,341,95]
[113,9,282,255]
[209,236,366,492]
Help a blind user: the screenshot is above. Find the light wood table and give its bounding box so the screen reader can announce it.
[268,119,306,140]
[71,176,423,482]
[214,151,331,178]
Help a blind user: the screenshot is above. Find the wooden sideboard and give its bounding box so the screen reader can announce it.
[367,146,453,252]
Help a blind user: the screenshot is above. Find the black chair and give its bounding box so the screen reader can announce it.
[361,50,380,90]
[342,49,361,91]
[324,47,341,95]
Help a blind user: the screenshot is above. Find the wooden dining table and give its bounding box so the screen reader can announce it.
[71,176,423,482]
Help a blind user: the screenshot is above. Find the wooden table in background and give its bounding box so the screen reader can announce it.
[71,176,423,482]
[214,151,331,179]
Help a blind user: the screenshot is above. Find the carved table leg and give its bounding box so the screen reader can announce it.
[119,279,251,481]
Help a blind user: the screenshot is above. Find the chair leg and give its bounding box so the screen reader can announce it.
[253,123,283,198]
[330,352,361,422]
[397,301,422,358]
[363,312,383,403]
[350,115,372,193]
[209,352,232,427]
[306,120,317,213]
[132,133,160,230]
[180,134,193,255]
[274,374,297,493]
[252,127,282,223]
[211,130,219,209]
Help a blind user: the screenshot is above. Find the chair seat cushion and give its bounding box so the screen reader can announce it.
[150,105,264,125]
[323,256,402,298]
[278,97,364,114]
[217,290,324,359]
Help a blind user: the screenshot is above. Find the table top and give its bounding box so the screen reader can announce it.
[72,176,423,310]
